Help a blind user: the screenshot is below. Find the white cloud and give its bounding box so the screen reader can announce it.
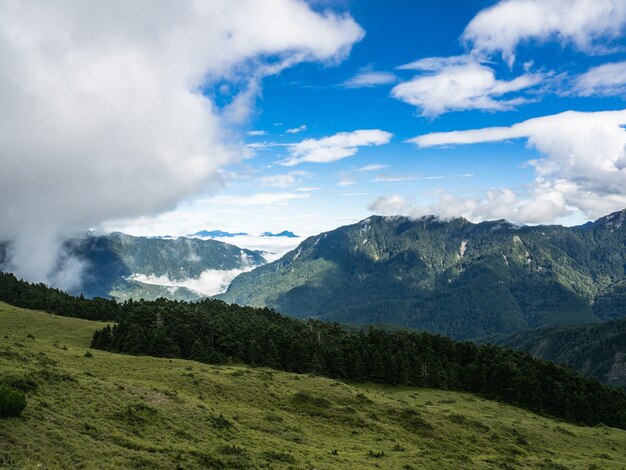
[463,0,626,65]
[397,55,472,71]
[286,125,308,134]
[280,129,393,166]
[368,189,570,225]
[209,192,310,206]
[258,171,311,188]
[355,164,388,172]
[0,0,363,286]
[343,71,398,88]
[367,195,410,215]
[409,109,626,222]
[207,235,300,262]
[247,130,267,136]
[574,61,626,97]
[391,58,543,116]
[130,268,252,297]
[338,180,356,187]
[372,174,418,182]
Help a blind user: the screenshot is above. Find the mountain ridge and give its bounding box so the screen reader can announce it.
[69,232,266,301]
[219,209,626,340]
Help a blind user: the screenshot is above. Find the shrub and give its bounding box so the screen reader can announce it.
[210,414,232,429]
[0,385,26,418]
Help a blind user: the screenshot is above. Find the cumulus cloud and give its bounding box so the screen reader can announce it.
[407,109,626,223]
[286,125,308,134]
[247,130,267,136]
[574,61,626,97]
[391,58,543,116]
[0,0,363,288]
[280,129,393,166]
[367,195,410,215]
[463,0,626,65]
[343,71,398,88]
[369,189,568,225]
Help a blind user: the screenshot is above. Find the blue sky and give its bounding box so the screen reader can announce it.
[111,0,626,238]
[133,0,626,234]
[3,0,626,285]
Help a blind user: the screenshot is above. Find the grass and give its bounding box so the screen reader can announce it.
[0,301,625,469]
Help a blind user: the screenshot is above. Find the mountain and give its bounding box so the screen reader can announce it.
[490,318,626,389]
[189,230,249,238]
[261,231,299,238]
[68,233,266,301]
[220,210,626,340]
[3,302,626,468]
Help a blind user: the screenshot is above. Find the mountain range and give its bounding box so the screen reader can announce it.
[189,230,249,238]
[261,231,299,238]
[68,232,266,301]
[220,209,626,340]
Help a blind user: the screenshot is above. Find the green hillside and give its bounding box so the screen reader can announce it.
[220,210,626,339]
[68,233,266,301]
[492,318,626,389]
[1,302,626,469]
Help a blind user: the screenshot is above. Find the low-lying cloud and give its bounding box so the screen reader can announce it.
[130,268,250,298]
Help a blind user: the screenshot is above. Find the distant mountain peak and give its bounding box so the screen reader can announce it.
[189,230,249,238]
[261,231,299,238]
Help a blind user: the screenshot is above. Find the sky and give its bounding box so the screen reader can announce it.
[2,0,626,286]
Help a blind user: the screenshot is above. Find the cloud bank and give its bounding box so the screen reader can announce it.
[0,0,363,288]
[399,109,626,223]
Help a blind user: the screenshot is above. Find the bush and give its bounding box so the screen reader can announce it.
[0,385,26,418]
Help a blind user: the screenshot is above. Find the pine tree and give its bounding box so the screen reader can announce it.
[188,338,208,363]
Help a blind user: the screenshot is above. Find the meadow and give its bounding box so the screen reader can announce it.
[1,301,625,469]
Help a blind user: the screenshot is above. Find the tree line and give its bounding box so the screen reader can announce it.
[92,298,626,429]
[2,271,626,429]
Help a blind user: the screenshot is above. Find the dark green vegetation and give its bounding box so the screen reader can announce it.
[69,232,266,300]
[0,272,121,321]
[2,303,626,469]
[220,209,626,339]
[492,317,626,389]
[0,384,26,418]
[91,297,626,429]
[2,272,626,428]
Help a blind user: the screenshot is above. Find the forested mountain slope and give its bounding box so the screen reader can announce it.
[492,318,626,389]
[68,233,266,300]
[220,209,626,339]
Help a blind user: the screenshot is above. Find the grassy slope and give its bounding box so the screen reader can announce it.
[0,302,625,469]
